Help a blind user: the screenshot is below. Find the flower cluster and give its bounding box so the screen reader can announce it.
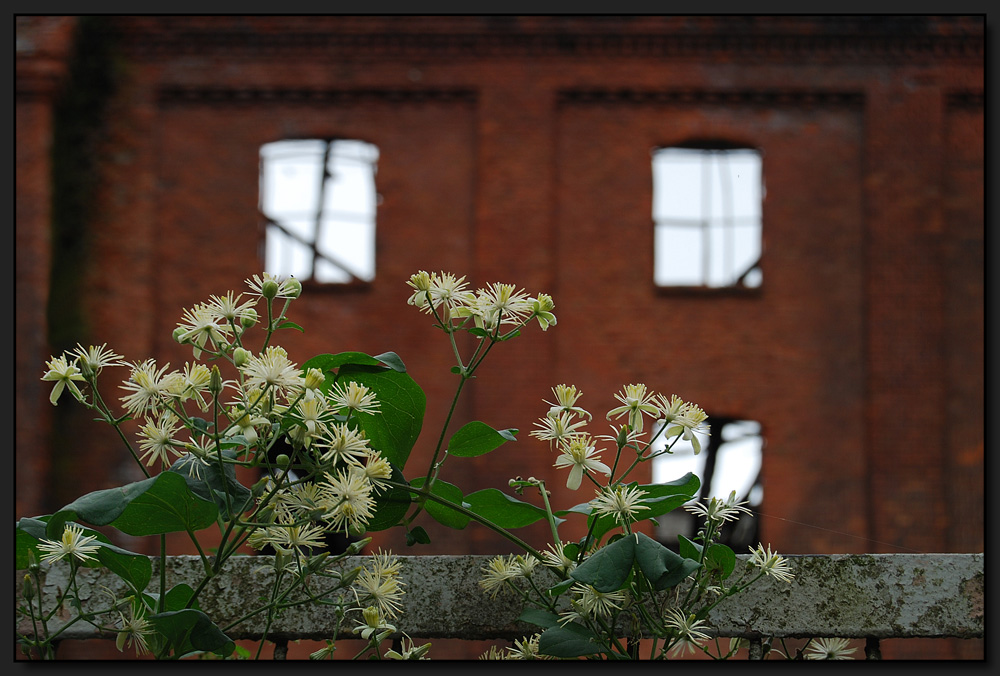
[530,384,710,492]
[39,272,394,563]
[406,270,556,333]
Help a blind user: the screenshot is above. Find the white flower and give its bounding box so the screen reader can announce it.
[656,394,710,454]
[540,541,578,574]
[241,346,301,394]
[480,554,521,599]
[748,544,795,583]
[589,484,649,528]
[328,381,380,415]
[354,555,406,620]
[318,422,372,467]
[386,634,431,660]
[353,605,396,640]
[40,355,87,405]
[115,605,153,656]
[37,524,101,565]
[685,490,753,524]
[530,294,557,332]
[543,384,591,419]
[321,470,376,534]
[530,410,588,447]
[805,637,857,660]
[174,302,232,359]
[570,583,626,619]
[70,343,126,376]
[119,359,174,417]
[245,272,300,299]
[205,290,257,324]
[553,435,612,490]
[137,413,183,468]
[663,608,712,657]
[606,383,660,434]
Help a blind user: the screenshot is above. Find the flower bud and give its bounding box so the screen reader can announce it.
[173,327,188,344]
[286,277,302,299]
[233,347,251,368]
[346,537,372,555]
[22,573,34,601]
[27,549,40,574]
[275,454,291,470]
[250,476,270,499]
[304,368,325,391]
[261,279,279,300]
[76,356,94,379]
[240,309,258,329]
[209,365,223,395]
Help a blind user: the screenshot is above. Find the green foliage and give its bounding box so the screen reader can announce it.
[19,271,785,662]
[464,488,559,529]
[338,364,425,469]
[149,609,235,658]
[46,471,218,538]
[446,421,517,458]
[538,623,607,658]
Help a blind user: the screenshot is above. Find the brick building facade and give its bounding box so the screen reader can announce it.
[16,16,984,659]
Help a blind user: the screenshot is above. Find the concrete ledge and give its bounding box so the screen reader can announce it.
[16,553,983,642]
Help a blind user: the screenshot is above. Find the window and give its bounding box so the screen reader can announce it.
[652,145,763,288]
[259,138,379,284]
[652,415,763,550]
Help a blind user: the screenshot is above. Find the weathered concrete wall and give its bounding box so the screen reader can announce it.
[16,553,983,642]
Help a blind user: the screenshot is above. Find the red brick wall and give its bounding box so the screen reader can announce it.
[16,16,984,659]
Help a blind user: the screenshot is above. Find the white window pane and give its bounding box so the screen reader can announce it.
[653,149,704,221]
[725,152,763,219]
[713,439,762,502]
[264,227,312,280]
[652,146,762,288]
[316,219,375,282]
[654,225,704,286]
[260,139,378,283]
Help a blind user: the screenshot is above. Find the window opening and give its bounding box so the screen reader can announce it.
[259,138,379,284]
[652,146,763,288]
[651,415,763,550]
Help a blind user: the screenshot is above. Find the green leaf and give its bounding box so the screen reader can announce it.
[365,464,412,532]
[46,472,218,539]
[447,421,517,458]
[163,583,198,612]
[17,517,152,593]
[706,543,737,580]
[337,365,425,469]
[518,608,561,629]
[149,608,234,658]
[168,450,252,522]
[276,320,304,333]
[373,351,407,373]
[410,478,469,530]
[303,351,385,374]
[633,532,702,591]
[538,623,606,658]
[464,488,558,529]
[570,534,636,593]
[678,534,703,561]
[111,472,219,537]
[405,526,431,546]
[546,578,575,597]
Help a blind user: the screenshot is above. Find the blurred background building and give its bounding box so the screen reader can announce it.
[16,15,983,659]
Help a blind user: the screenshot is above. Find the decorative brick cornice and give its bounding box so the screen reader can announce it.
[158,86,477,106]
[558,88,865,108]
[946,90,984,109]
[113,17,984,63]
